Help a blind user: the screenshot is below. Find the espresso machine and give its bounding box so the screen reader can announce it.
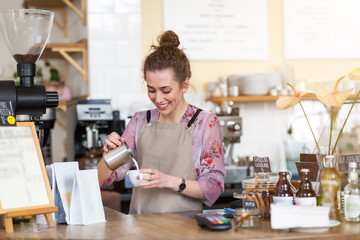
[217,101,252,184]
[74,99,125,169]
[0,9,58,151]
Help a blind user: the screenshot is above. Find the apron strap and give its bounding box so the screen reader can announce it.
[146,110,151,124]
[187,109,202,129]
[147,108,202,127]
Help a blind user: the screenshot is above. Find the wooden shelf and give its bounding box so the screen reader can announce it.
[24,0,86,25]
[56,95,87,112]
[42,39,88,82]
[207,93,358,105]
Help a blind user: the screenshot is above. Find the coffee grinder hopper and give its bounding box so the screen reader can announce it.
[0,9,58,119]
[0,9,53,66]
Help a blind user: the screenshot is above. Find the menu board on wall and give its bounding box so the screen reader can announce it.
[284,0,360,59]
[163,0,268,60]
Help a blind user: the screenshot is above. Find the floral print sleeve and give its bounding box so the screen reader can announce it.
[195,113,226,206]
[100,112,143,187]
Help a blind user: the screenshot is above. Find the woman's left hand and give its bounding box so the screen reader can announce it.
[138,168,172,189]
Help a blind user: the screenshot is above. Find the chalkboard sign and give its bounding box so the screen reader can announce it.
[253,156,271,173]
[338,154,360,172]
[295,162,320,182]
[0,122,54,212]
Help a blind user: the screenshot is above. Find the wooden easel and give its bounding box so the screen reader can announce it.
[1,205,58,233]
[0,122,58,233]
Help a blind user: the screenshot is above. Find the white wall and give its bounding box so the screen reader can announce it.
[0,0,22,79]
[87,0,150,118]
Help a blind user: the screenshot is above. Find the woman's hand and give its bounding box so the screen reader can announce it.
[137,169,206,200]
[138,168,177,190]
[103,132,124,153]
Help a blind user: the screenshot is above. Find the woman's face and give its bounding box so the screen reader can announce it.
[146,68,188,117]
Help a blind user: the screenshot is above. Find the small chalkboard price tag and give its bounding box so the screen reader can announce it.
[338,154,360,172]
[253,156,271,173]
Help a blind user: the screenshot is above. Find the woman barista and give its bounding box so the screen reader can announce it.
[97,30,225,214]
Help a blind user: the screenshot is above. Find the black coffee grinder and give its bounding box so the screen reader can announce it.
[0,9,59,146]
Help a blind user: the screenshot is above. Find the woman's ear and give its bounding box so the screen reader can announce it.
[183,77,190,93]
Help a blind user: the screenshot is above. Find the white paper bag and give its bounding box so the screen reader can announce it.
[69,169,106,225]
[53,162,79,224]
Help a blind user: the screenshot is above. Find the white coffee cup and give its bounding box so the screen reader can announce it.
[127,170,150,187]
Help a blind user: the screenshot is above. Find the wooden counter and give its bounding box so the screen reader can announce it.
[2,208,360,239]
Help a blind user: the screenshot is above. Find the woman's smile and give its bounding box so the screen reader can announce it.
[157,103,169,110]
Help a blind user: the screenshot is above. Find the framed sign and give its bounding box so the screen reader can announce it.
[284,0,360,59]
[163,0,269,60]
[0,122,56,232]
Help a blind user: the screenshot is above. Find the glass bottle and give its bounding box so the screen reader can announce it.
[344,162,360,222]
[273,170,294,205]
[320,155,340,220]
[295,169,317,207]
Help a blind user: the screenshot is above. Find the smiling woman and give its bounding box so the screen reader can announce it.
[97,30,226,214]
[146,68,188,122]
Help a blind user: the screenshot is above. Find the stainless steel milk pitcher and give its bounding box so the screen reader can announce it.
[103,141,133,170]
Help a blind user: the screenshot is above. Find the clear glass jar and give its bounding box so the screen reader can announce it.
[234,208,261,228]
[234,172,278,218]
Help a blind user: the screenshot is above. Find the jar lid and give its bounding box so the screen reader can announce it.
[241,172,278,189]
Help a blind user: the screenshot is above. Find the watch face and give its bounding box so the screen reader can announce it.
[179,183,186,191]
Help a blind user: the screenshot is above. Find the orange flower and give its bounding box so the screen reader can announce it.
[276,83,308,109]
[315,76,352,109]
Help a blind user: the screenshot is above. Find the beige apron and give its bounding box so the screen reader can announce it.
[129,109,203,214]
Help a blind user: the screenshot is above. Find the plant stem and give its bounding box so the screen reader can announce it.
[332,90,360,155]
[299,101,324,167]
[329,107,334,155]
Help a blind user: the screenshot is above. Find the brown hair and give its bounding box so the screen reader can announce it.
[143,30,191,87]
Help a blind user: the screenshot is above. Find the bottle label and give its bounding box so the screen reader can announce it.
[345,194,360,218]
[273,196,294,205]
[321,180,339,186]
[295,197,317,207]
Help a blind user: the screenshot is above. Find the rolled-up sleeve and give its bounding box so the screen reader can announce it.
[101,112,141,187]
[196,113,226,206]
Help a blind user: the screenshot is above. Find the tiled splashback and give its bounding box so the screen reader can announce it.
[87,0,145,116]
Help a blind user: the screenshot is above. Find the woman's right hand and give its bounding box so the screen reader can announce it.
[103,132,124,153]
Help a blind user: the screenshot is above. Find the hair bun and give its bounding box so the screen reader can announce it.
[158,30,180,48]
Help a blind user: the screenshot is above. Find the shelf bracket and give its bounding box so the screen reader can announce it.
[53,8,68,37]
[52,47,88,82]
[62,0,86,25]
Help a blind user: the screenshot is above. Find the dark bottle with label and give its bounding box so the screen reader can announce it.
[273,170,294,205]
[295,169,317,207]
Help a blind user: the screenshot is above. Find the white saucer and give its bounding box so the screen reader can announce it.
[291,220,340,233]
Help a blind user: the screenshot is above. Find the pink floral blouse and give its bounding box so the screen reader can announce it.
[102,104,226,206]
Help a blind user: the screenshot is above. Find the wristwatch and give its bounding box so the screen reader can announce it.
[178,177,186,193]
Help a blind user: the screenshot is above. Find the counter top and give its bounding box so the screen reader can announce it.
[2,208,360,239]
